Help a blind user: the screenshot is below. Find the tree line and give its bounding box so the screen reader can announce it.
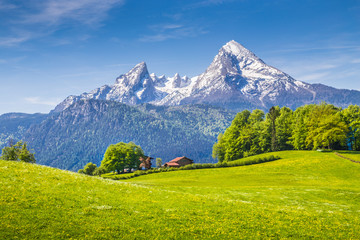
[79,141,145,175]
[213,103,360,162]
[0,140,36,163]
[79,141,165,176]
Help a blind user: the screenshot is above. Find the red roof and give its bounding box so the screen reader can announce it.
[169,156,187,163]
[165,162,180,166]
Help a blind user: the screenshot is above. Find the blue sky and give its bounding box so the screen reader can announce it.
[0,0,359,114]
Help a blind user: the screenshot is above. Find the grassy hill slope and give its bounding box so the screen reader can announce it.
[1,151,360,239]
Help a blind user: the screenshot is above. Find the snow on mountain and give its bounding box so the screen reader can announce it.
[54,40,360,113]
[178,40,315,109]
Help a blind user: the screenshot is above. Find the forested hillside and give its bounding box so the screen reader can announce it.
[0,113,47,150]
[24,100,234,170]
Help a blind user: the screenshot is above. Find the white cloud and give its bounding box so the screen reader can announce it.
[266,50,360,91]
[0,36,30,47]
[0,1,16,10]
[297,72,330,82]
[24,0,125,26]
[351,59,360,64]
[0,56,26,64]
[272,45,360,54]
[0,0,125,47]
[24,97,60,106]
[140,24,207,42]
[186,0,236,9]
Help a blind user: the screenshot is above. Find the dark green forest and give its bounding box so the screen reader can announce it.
[2,100,359,171]
[213,103,360,162]
[23,100,234,170]
[0,113,47,150]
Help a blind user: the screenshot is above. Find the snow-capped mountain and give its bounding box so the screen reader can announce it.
[53,61,198,112]
[54,40,360,113]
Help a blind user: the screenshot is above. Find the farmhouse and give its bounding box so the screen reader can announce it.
[164,156,194,168]
[139,156,153,170]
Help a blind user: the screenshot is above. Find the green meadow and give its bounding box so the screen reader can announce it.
[338,150,360,162]
[1,151,360,239]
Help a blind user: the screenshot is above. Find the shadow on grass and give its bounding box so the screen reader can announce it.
[337,150,360,155]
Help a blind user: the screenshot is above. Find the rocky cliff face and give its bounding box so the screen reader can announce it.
[54,40,360,113]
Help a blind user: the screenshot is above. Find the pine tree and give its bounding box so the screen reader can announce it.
[268,106,280,151]
[1,141,35,163]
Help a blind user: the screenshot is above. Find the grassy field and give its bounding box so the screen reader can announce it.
[1,151,360,239]
[337,150,360,162]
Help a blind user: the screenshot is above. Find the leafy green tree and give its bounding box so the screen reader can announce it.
[223,110,251,161]
[342,105,360,150]
[213,109,266,162]
[83,162,98,175]
[276,107,294,150]
[101,142,144,174]
[18,142,36,163]
[156,158,162,168]
[93,166,106,176]
[1,141,35,163]
[78,162,106,176]
[305,103,347,150]
[291,105,313,150]
[1,145,18,161]
[212,133,225,162]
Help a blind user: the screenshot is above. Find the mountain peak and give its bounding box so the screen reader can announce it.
[53,40,360,114]
[129,61,148,75]
[115,62,149,86]
[221,40,258,59]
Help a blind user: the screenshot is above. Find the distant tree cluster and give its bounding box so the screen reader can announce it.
[78,162,106,176]
[213,103,360,162]
[0,140,36,163]
[79,142,160,176]
[100,141,144,174]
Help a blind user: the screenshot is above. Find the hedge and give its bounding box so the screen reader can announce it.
[102,155,281,180]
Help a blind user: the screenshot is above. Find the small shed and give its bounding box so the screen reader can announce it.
[164,156,194,168]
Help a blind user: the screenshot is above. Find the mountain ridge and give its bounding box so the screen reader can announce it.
[54,40,360,113]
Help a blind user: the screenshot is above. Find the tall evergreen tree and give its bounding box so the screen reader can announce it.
[268,106,280,151]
